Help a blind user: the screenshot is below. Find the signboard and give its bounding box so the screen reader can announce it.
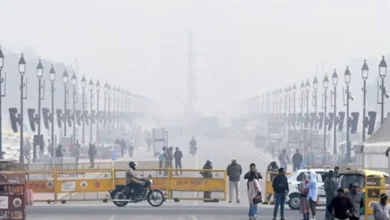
[26,180,54,193]
[61,181,76,192]
[0,196,8,209]
[169,178,225,192]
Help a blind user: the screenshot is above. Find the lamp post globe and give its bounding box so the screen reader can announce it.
[89,79,94,91]
[379,56,387,78]
[300,81,305,91]
[313,76,318,90]
[0,47,4,70]
[96,81,100,91]
[305,79,310,92]
[63,69,69,84]
[362,60,369,80]
[292,83,297,94]
[36,59,44,79]
[49,65,56,82]
[81,76,86,88]
[323,75,329,89]
[18,54,26,75]
[344,66,351,85]
[332,69,338,86]
[71,73,77,85]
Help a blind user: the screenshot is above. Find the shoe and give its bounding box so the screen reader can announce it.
[237,200,240,203]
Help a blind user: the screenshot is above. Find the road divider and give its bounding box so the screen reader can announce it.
[3,162,227,204]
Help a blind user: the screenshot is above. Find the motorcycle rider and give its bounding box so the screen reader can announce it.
[126,161,147,199]
[189,136,197,152]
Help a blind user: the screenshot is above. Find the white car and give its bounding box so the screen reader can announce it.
[286,168,332,210]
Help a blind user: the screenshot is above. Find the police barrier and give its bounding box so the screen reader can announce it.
[4,163,227,203]
[364,185,390,220]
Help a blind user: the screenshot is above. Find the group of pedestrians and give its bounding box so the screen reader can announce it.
[158,146,183,176]
[115,137,136,157]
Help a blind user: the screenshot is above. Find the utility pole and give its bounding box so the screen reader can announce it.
[187,31,196,120]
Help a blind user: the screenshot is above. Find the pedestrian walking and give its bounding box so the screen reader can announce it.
[304,170,318,220]
[300,172,310,220]
[371,193,390,220]
[292,149,303,171]
[158,147,166,175]
[174,147,183,175]
[324,170,338,220]
[272,167,289,220]
[88,143,97,168]
[346,182,364,220]
[327,188,354,220]
[128,137,135,157]
[279,149,289,170]
[227,158,242,203]
[247,170,262,220]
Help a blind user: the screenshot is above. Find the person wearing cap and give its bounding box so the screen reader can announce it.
[327,188,354,220]
[372,193,390,220]
[200,160,213,202]
[227,158,242,203]
[346,182,364,220]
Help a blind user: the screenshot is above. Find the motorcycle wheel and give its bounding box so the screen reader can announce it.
[113,191,129,207]
[146,189,165,207]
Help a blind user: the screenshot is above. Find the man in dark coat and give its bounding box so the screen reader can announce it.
[227,158,242,203]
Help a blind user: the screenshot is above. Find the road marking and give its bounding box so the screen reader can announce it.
[189,215,198,220]
[108,215,116,220]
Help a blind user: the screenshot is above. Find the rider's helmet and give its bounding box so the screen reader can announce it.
[129,161,137,170]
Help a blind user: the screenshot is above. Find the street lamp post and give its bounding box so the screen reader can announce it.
[62,70,69,137]
[292,83,297,129]
[81,76,86,143]
[312,77,318,129]
[332,69,338,155]
[36,59,44,160]
[96,81,100,141]
[323,75,329,153]
[18,54,27,163]
[107,84,111,129]
[103,82,108,130]
[344,66,352,162]
[0,47,5,159]
[299,81,305,148]
[89,79,94,142]
[378,56,387,124]
[362,60,369,141]
[71,74,77,145]
[305,79,310,121]
[49,65,56,158]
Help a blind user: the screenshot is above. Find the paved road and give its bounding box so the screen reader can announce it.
[27,204,322,220]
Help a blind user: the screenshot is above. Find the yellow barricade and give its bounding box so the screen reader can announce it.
[3,162,227,203]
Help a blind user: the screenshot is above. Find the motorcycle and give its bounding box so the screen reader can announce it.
[109,179,165,207]
[190,146,197,155]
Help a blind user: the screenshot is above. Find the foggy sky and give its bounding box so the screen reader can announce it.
[1,0,389,117]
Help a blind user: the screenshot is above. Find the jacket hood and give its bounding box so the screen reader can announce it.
[309,170,316,180]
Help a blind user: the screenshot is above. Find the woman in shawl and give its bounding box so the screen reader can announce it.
[299,172,310,220]
[304,170,318,220]
[247,170,262,220]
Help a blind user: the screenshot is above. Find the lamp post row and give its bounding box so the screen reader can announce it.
[0,48,150,162]
[242,57,388,162]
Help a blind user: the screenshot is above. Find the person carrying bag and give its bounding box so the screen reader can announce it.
[247,170,262,220]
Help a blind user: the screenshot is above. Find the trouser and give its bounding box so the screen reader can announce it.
[126,182,143,197]
[248,204,258,217]
[159,160,163,174]
[128,147,134,157]
[293,163,300,171]
[121,147,124,157]
[229,181,240,201]
[175,161,182,175]
[164,161,172,175]
[273,193,286,218]
[90,157,95,168]
[325,195,334,219]
[309,198,316,216]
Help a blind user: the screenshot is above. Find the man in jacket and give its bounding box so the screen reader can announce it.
[201,160,213,201]
[292,149,303,171]
[324,170,338,220]
[327,188,354,220]
[226,158,242,203]
[346,182,364,220]
[272,167,289,220]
